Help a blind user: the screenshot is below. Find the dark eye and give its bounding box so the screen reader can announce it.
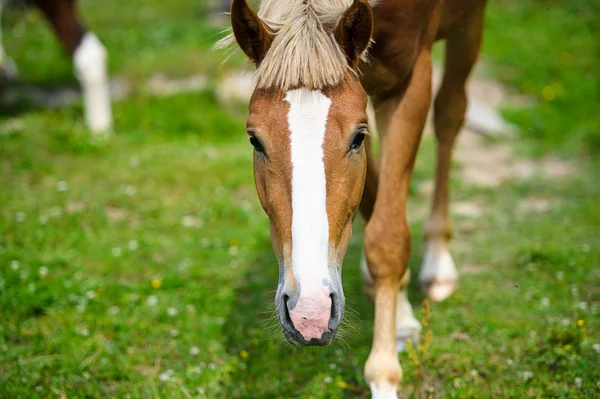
[350,129,367,152]
[248,132,265,154]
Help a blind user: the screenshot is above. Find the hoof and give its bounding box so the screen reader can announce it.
[420,279,458,302]
[0,59,18,83]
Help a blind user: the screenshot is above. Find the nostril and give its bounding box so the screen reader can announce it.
[329,293,336,320]
[282,294,294,326]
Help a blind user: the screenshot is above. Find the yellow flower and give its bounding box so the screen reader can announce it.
[541,86,556,101]
[240,350,249,359]
[151,279,161,289]
[577,319,584,327]
[559,51,573,65]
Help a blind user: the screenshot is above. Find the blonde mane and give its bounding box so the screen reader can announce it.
[216,0,378,91]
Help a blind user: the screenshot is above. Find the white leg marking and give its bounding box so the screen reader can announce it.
[419,239,458,301]
[285,88,332,290]
[0,0,18,79]
[73,32,112,134]
[395,289,421,352]
[369,382,398,399]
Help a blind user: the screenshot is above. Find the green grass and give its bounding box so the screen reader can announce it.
[483,0,600,155]
[1,0,599,398]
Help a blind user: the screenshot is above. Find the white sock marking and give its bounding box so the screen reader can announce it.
[285,88,332,291]
[74,32,112,133]
[420,239,458,301]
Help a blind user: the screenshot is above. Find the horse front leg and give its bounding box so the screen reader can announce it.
[34,0,112,134]
[363,47,432,399]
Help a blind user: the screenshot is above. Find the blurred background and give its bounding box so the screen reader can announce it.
[0,0,598,398]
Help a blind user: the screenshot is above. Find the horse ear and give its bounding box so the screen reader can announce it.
[335,0,374,66]
[231,0,273,65]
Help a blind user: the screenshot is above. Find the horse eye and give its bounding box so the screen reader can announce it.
[248,133,265,154]
[350,129,367,152]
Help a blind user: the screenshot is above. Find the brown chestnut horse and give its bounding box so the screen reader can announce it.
[0,0,112,133]
[219,0,486,396]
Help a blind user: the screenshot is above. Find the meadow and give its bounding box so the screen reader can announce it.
[1,0,598,398]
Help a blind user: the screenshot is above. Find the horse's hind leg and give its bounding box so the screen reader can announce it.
[420,4,485,301]
[34,0,112,134]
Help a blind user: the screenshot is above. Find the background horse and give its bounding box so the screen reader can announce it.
[0,0,112,133]
[221,0,487,397]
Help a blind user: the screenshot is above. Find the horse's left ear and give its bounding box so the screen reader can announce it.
[231,0,274,65]
[335,0,374,67]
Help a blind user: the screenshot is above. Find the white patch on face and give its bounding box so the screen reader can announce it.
[73,32,112,133]
[285,88,332,291]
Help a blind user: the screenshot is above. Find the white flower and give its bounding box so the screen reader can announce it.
[522,371,533,381]
[592,343,600,354]
[329,363,336,370]
[167,307,179,317]
[122,185,137,197]
[15,212,26,222]
[182,215,203,228]
[129,294,140,302]
[540,297,550,307]
[39,266,48,278]
[556,271,564,280]
[112,247,122,257]
[56,181,69,192]
[574,377,582,388]
[77,326,90,337]
[190,347,200,356]
[38,215,48,225]
[10,260,20,270]
[108,306,119,315]
[159,369,174,382]
[146,295,158,306]
[170,329,179,337]
[86,290,97,300]
[127,240,139,251]
[48,207,62,218]
[323,376,332,384]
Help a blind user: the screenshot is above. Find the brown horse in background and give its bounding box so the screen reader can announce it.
[223,0,487,396]
[0,0,112,133]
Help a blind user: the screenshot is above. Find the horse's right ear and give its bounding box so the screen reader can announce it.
[231,0,273,65]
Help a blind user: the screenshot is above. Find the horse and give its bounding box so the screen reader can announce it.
[0,0,112,134]
[219,0,487,396]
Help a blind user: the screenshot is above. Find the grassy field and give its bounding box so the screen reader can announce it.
[1,0,598,398]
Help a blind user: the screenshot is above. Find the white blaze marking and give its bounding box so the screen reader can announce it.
[73,32,113,133]
[285,88,332,290]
